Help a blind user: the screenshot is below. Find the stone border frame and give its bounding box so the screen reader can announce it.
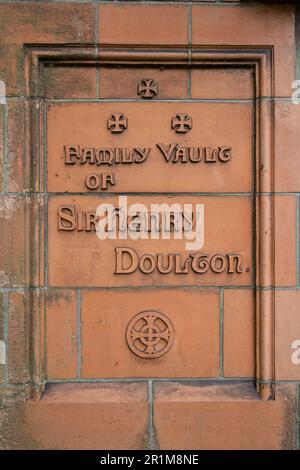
[23,45,274,401]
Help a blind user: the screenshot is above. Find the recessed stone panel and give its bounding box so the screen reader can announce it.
[48,194,252,287]
[47,101,253,193]
[81,289,219,379]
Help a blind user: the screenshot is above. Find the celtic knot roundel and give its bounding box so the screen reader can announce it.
[126,311,174,359]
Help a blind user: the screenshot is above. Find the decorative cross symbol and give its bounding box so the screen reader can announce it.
[137,79,158,99]
[126,311,174,359]
[171,113,192,133]
[107,113,128,133]
[130,314,170,356]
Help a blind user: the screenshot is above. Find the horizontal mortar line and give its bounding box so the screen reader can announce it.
[0,0,80,2]
[45,97,295,103]
[0,0,97,2]
[5,95,292,101]
[0,1,269,5]
[27,46,271,55]
[67,285,256,291]
[0,1,201,4]
[0,379,259,390]
[47,377,256,384]
[2,286,299,292]
[2,378,300,387]
[259,97,294,102]
[30,45,254,53]
[0,44,274,55]
[257,286,300,291]
[5,96,292,103]
[93,1,258,4]
[93,1,202,4]
[44,98,254,104]
[9,285,255,291]
[46,192,255,197]
[257,379,300,385]
[261,192,300,196]
[4,191,300,197]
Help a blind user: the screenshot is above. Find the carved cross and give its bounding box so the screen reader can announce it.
[107,113,128,133]
[137,79,158,99]
[171,113,192,133]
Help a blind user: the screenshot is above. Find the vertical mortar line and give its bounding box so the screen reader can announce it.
[297,195,300,287]
[35,100,41,292]
[3,290,8,384]
[219,288,224,377]
[187,2,192,100]
[296,382,300,450]
[43,284,47,387]
[29,97,34,193]
[2,102,8,193]
[296,5,300,80]
[76,289,82,379]
[44,103,48,288]
[95,1,100,99]
[187,55,191,100]
[252,73,257,288]
[188,1,192,47]
[148,379,156,450]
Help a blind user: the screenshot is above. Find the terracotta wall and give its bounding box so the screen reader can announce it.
[0,0,299,450]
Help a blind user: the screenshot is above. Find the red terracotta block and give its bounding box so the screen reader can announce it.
[0,196,27,287]
[0,291,4,383]
[0,195,43,289]
[81,289,219,379]
[275,291,300,380]
[0,194,44,288]
[6,98,46,193]
[8,291,29,384]
[29,196,46,288]
[257,100,273,194]
[275,102,300,192]
[23,383,148,450]
[6,99,28,192]
[0,44,24,97]
[274,196,297,287]
[191,67,254,100]
[43,66,97,100]
[46,290,77,380]
[0,3,96,45]
[30,289,46,389]
[192,5,295,97]
[154,382,296,450]
[224,289,255,378]
[99,4,189,45]
[0,104,3,192]
[100,66,188,100]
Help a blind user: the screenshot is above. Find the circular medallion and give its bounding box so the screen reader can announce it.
[126,311,174,359]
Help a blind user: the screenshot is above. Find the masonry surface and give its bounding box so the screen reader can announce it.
[0,0,299,450]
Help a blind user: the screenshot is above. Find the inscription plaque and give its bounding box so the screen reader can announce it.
[47,102,252,193]
[46,64,255,379]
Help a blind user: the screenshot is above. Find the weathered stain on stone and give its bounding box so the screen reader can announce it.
[0,270,9,287]
[0,391,38,450]
[45,289,73,306]
[277,385,297,450]
[0,197,23,219]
